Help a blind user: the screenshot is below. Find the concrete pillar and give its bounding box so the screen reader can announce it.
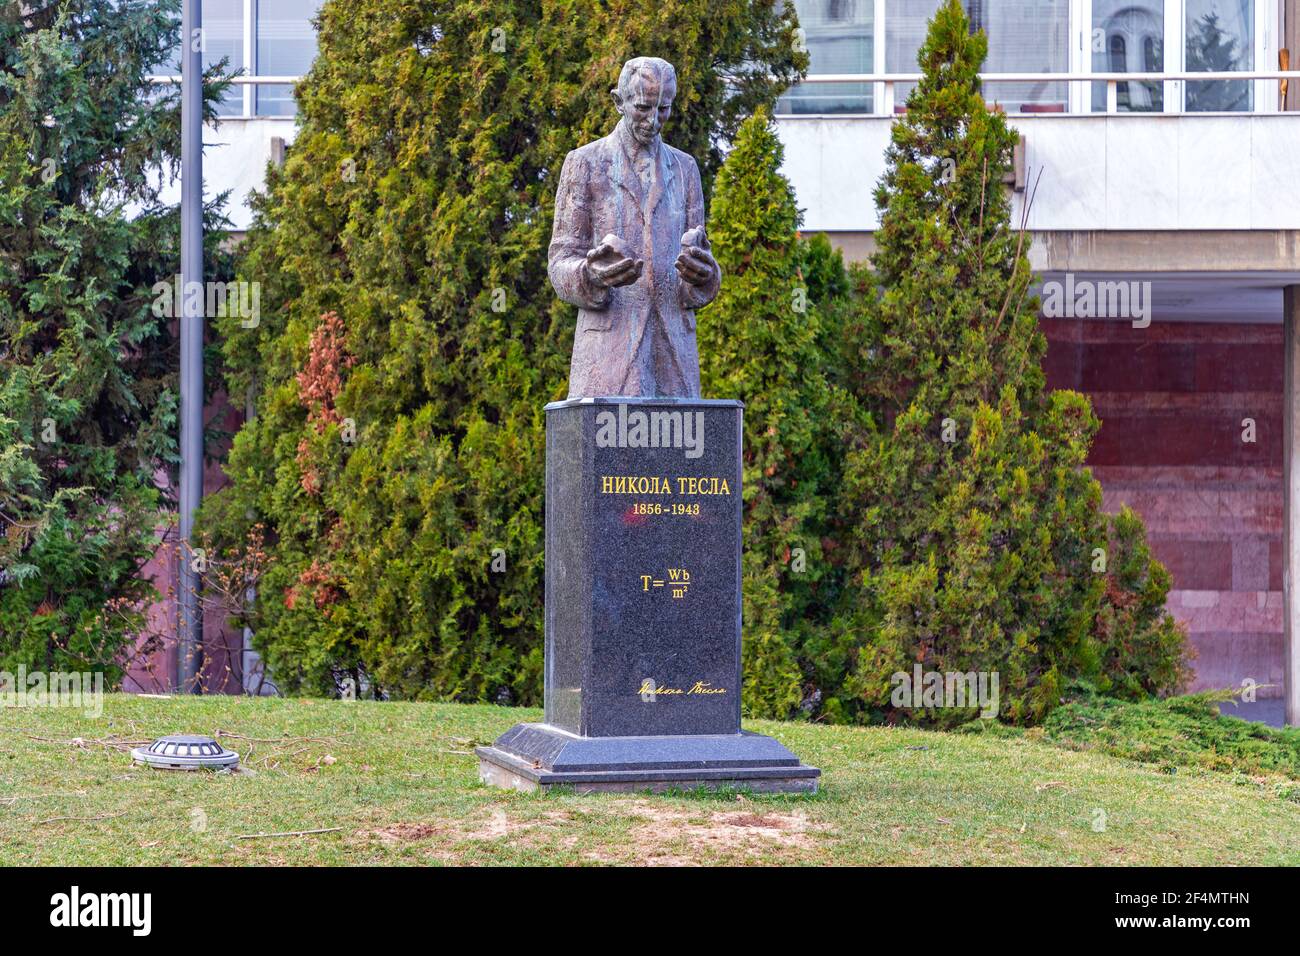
[1285,286,1300,726]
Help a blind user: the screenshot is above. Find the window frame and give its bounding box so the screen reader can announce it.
[780,0,1281,115]
[166,0,324,118]
[243,0,256,117]
[1079,0,1278,112]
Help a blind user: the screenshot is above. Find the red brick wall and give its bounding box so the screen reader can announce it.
[1044,318,1285,697]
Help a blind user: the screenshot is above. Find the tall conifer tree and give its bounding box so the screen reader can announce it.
[203,1,809,699]
[699,108,843,718]
[0,0,230,675]
[833,0,1188,724]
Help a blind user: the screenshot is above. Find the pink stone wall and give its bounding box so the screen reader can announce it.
[123,391,246,695]
[1044,318,1285,697]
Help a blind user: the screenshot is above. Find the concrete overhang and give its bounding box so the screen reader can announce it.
[777,114,1300,235]
[1031,231,1300,274]
[820,233,1300,323]
[824,230,1300,273]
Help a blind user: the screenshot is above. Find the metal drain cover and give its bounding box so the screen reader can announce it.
[131,734,239,771]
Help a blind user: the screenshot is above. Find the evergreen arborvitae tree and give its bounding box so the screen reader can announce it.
[698,109,844,718]
[833,0,1188,725]
[201,1,808,699]
[0,0,230,676]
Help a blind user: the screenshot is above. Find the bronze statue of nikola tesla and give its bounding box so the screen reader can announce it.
[478,55,821,792]
[548,56,722,399]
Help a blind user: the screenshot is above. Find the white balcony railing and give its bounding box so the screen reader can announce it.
[147,75,304,119]
[786,71,1300,116]
[155,71,1300,119]
[148,75,302,84]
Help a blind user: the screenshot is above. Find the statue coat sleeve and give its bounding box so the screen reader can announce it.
[548,149,611,311]
[677,153,721,311]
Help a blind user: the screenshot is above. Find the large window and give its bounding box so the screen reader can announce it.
[777,0,875,113]
[975,0,1070,111]
[206,0,246,117]
[1185,0,1254,110]
[1092,0,1164,111]
[256,0,321,116]
[886,0,939,105]
[159,0,245,116]
[166,0,322,117]
[777,0,1272,114]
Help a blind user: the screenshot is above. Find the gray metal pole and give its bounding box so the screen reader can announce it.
[178,0,204,692]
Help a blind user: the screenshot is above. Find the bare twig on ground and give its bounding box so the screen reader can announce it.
[236,827,343,840]
[23,734,149,751]
[38,811,129,825]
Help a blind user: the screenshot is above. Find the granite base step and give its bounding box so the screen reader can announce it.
[475,722,820,794]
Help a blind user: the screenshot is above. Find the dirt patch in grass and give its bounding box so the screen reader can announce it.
[724,811,799,829]
[460,807,539,840]
[363,822,443,843]
[690,809,818,846]
[579,800,823,865]
[465,805,570,835]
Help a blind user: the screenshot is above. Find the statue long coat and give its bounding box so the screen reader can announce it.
[548,122,721,399]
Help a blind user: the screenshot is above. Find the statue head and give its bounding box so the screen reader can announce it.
[611,56,677,147]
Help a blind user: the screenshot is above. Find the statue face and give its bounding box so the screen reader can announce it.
[618,74,676,147]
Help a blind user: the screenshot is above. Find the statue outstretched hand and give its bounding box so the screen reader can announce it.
[675,226,716,287]
[585,233,644,289]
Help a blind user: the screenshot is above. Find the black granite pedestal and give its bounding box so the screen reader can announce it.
[476,398,819,794]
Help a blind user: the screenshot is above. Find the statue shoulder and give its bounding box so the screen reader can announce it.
[564,134,617,170]
[664,143,695,164]
[665,144,701,178]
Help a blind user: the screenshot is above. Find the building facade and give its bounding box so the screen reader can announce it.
[774,0,1300,727]
[164,0,1300,724]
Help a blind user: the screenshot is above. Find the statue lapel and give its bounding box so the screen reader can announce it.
[646,145,674,222]
[611,127,645,226]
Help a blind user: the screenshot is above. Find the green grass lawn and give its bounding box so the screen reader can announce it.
[2,693,1297,866]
